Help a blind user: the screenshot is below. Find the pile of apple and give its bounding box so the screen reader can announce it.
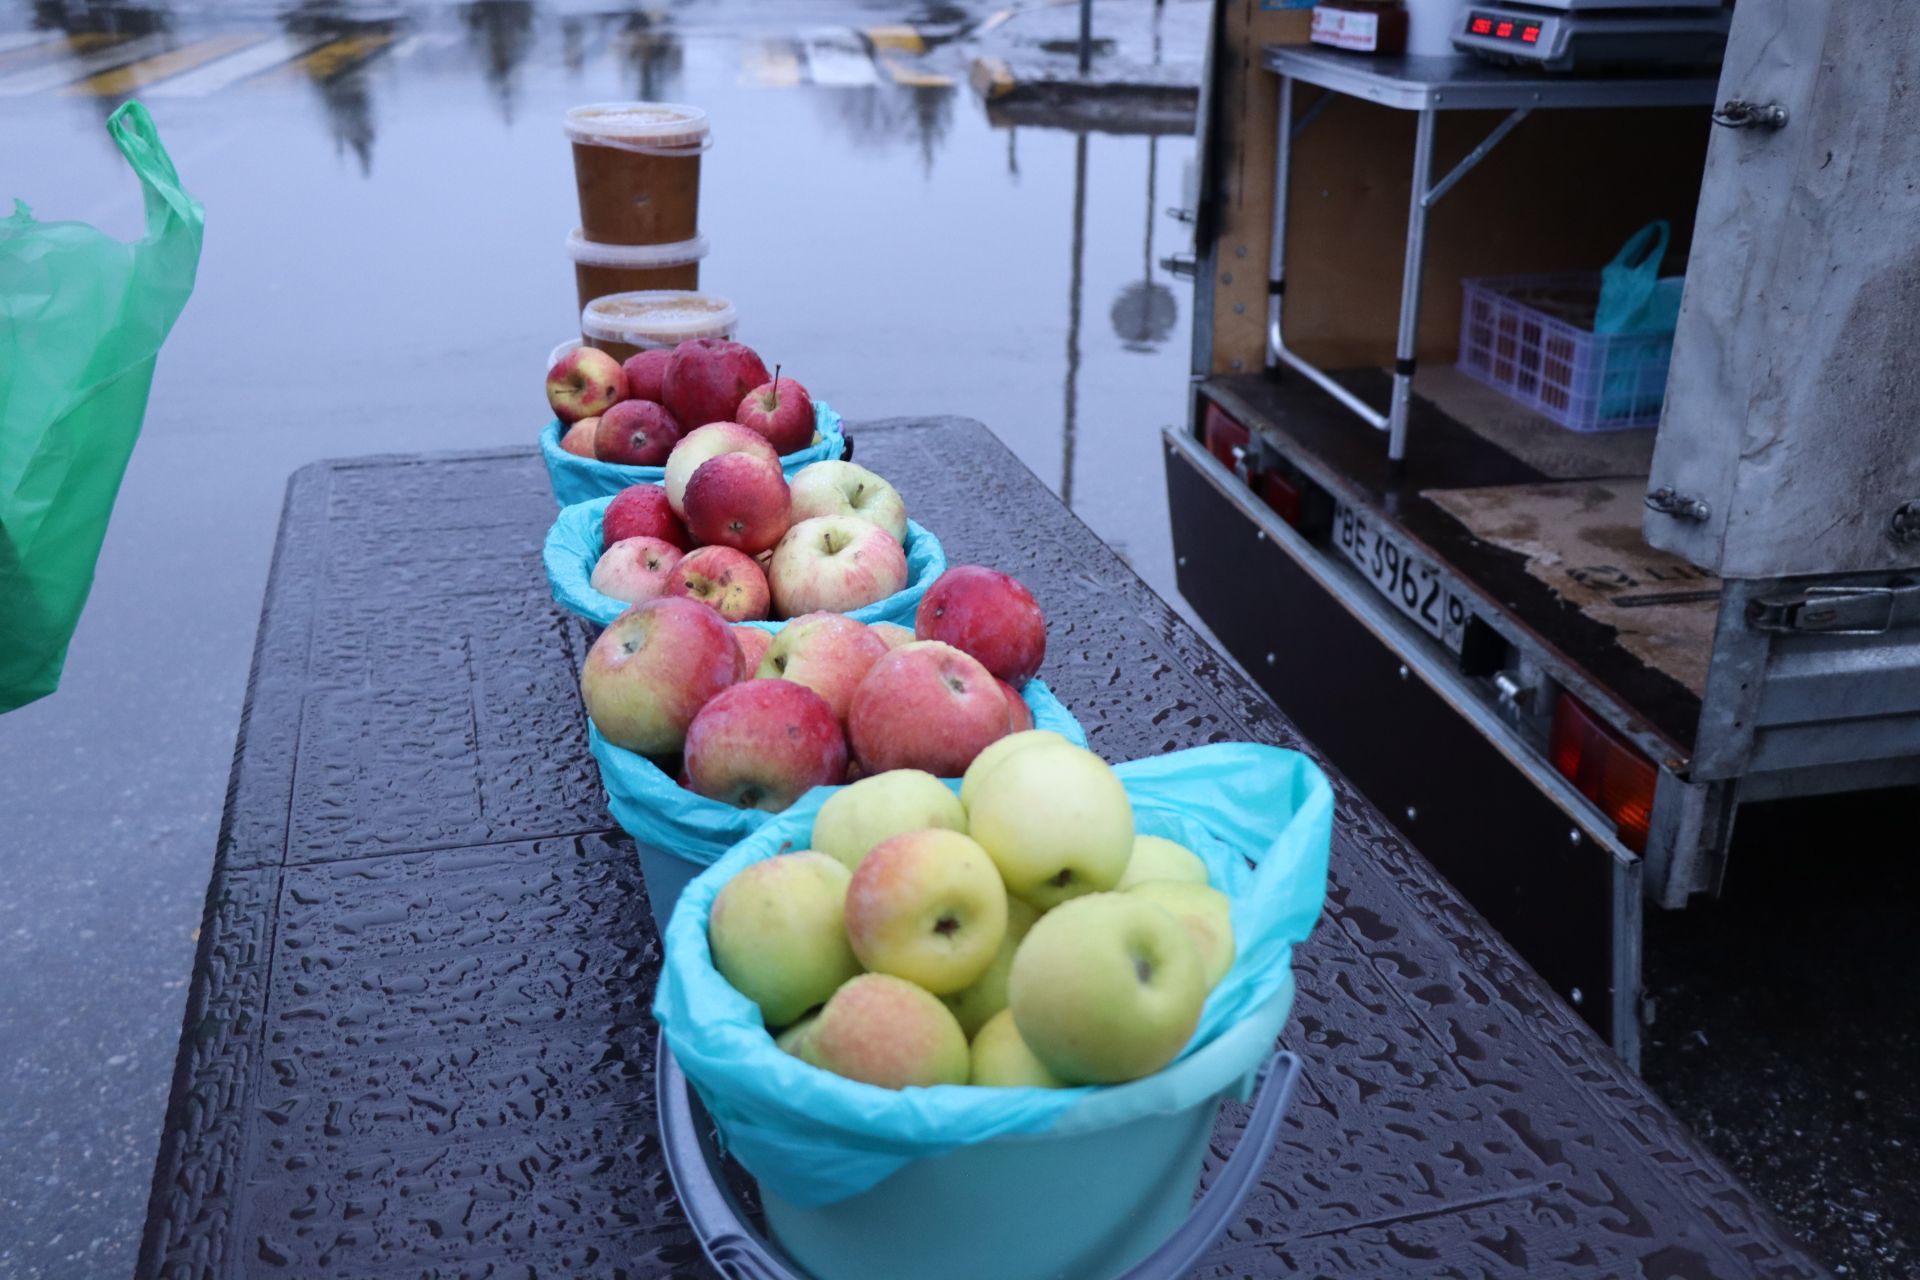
[707,735,1236,1090]
[582,564,1051,809]
[588,447,914,622]
[546,337,818,463]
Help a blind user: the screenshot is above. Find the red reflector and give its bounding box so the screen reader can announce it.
[1202,401,1250,470]
[1522,24,1540,43]
[1549,695,1656,853]
[1471,16,1493,34]
[1257,471,1302,527]
[1495,20,1514,38]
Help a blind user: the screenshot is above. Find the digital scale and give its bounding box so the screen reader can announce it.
[1452,0,1731,72]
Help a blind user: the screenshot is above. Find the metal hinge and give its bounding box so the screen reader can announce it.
[1747,581,1920,636]
[1712,100,1790,130]
[1160,252,1197,279]
[1645,487,1711,522]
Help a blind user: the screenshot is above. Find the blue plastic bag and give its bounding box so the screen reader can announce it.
[1595,220,1683,337]
[546,495,946,629]
[541,398,847,507]
[653,742,1334,1207]
[592,675,1086,871]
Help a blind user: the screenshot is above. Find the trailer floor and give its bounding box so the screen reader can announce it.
[1640,786,1920,1280]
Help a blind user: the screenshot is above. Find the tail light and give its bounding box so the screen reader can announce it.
[1549,694,1656,853]
[1201,400,1249,469]
[1201,399,1302,528]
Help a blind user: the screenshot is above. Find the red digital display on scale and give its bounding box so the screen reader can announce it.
[1470,11,1546,45]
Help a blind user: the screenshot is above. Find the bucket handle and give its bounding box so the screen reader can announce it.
[656,1034,1304,1280]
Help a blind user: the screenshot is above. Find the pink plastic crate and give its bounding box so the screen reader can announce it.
[1457,273,1671,432]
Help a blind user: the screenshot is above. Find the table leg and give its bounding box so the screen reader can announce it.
[1388,107,1439,465]
[1265,72,1294,367]
[1268,75,1389,430]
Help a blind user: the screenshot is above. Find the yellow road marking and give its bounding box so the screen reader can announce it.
[865,24,925,54]
[273,31,395,82]
[739,41,802,87]
[65,32,264,96]
[882,56,954,88]
[970,54,1016,100]
[0,32,118,74]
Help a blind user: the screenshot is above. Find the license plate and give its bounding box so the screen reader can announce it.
[1332,503,1467,650]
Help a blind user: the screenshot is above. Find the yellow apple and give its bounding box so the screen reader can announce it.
[941,897,1038,1037]
[1009,893,1205,1084]
[811,769,967,871]
[970,1009,1067,1088]
[1115,835,1211,889]
[966,742,1133,909]
[1126,880,1235,989]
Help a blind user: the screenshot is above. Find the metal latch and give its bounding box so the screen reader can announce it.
[1160,252,1197,279]
[1747,581,1920,635]
[1712,100,1790,130]
[1645,487,1711,522]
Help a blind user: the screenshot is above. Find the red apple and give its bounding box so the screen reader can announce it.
[623,347,673,402]
[732,624,774,673]
[683,452,792,555]
[590,535,682,605]
[915,566,1047,687]
[684,679,848,811]
[998,678,1034,733]
[663,338,771,434]
[767,516,909,619]
[757,611,889,724]
[788,461,908,546]
[735,368,816,455]
[869,622,915,652]
[595,399,684,467]
[663,421,782,519]
[560,417,599,458]
[579,597,743,755]
[667,545,772,622]
[847,641,1009,777]
[547,347,627,423]
[603,484,690,551]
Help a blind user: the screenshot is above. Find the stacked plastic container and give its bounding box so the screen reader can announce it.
[564,102,736,359]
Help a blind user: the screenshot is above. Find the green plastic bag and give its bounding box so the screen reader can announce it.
[1,102,204,712]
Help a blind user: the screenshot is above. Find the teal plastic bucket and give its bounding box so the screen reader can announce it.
[592,677,1088,935]
[658,1038,1305,1280]
[755,1012,1269,1280]
[653,743,1334,1278]
[544,491,946,629]
[539,399,847,507]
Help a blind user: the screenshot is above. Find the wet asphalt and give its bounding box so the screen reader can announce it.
[0,3,1911,1279]
[0,4,1194,1274]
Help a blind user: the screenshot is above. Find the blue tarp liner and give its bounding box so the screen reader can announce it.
[591,673,1086,871]
[546,493,944,628]
[541,399,846,506]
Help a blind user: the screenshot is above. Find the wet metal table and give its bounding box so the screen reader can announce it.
[1261,46,1719,462]
[137,419,1824,1279]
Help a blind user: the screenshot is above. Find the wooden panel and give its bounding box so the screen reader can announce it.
[1203,3,1311,375]
[1649,0,1920,577]
[1282,100,1714,368]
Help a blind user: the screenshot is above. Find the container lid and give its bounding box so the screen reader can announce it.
[546,337,583,372]
[564,102,710,153]
[566,229,710,269]
[581,291,738,347]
